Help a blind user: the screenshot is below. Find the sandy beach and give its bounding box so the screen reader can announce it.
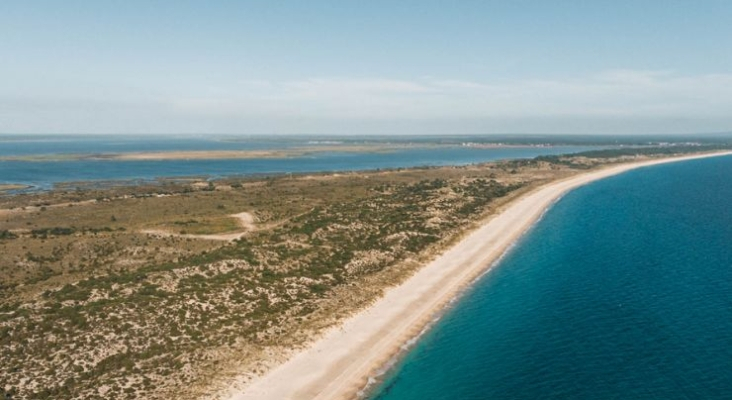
[223,151,731,400]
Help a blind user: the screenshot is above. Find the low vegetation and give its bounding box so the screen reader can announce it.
[0,147,726,399]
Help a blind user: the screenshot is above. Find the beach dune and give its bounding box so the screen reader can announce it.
[224,151,732,400]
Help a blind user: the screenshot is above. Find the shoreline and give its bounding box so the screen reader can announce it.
[0,143,566,162]
[0,144,423,162]
[222,151,732,400]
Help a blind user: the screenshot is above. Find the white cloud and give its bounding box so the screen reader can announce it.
[3,70,732,134]
[167,71,732,121]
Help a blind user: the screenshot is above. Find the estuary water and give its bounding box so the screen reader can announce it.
[370,155,732,399]
[0,135,596,190]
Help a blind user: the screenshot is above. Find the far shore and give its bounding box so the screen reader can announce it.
[0,145,395,162]
[222,150,732,400]
[0,143,555,162]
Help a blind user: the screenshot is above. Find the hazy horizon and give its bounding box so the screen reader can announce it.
[3,1,732,135]
[2,131,732,138]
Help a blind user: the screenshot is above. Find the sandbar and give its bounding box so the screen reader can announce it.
[0,184,30,192]
[0,145,404,162]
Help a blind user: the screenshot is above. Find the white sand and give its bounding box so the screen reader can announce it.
[224,151,732,400]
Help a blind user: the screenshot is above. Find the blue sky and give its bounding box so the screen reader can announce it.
[2,1,732,134]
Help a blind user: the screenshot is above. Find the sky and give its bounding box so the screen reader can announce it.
[2,1,732,135]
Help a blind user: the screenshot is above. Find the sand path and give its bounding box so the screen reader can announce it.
[141,212,256,242]
[224,151,732,400]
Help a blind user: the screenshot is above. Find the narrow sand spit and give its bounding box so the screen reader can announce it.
[223,152,732,400]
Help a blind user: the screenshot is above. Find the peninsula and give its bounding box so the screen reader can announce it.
[225,151,732,400]
[1,148,730,400]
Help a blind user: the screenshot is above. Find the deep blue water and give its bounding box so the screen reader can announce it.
[370,155,732,400]
[0,135,597,190]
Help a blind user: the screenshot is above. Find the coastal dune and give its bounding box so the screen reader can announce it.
[224,152,731,400]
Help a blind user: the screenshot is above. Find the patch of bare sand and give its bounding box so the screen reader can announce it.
[141,212,257,242]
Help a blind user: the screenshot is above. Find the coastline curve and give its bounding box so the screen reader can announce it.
[223,151,732,400]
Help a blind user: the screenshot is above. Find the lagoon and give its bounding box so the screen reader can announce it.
[0,135,597,190]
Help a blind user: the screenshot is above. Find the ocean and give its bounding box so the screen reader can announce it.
[369,155,732,399]
[0,135,597,190]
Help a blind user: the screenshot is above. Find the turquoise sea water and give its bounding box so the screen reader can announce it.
[370,155,732,400]
[0,135,598,190]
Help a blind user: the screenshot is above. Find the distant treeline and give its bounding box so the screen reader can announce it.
[213,132,732,146]
[370,133,732,146]
[538,144,732,162]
